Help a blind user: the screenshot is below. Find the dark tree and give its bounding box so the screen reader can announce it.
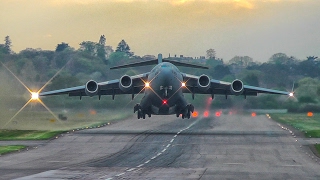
[79,41,96,55]
[97,35,107,60]
[268,53,296,65]
[306,56,318,61]
[4,36,12,54]
[99,35,106,46]
[209,65,230,79]
[55,42,69,52]
[0,44,6,54]
[243,73,259,86]
[206,48,216,59]
[116,40,133,57]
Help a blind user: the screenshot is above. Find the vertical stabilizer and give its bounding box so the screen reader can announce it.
[158,54,162,64]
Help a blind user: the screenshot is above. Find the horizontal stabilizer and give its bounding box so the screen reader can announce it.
[110,59,158,69]
[110,58,208,70]
[163,59,208,69]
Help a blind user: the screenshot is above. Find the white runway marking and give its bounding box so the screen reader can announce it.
[115,172,125,177]
[137,164,144,168]
[127,168,136,172]
[281,164,302,167]
[224,163,244,165]
[104,117,203,180]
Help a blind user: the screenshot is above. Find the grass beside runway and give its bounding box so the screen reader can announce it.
[1,109,132,131]
[315,144,320,153]
[271,113,320,155]
[0,145,26,155]
[0,109,131,154]
[0,130,65,140]
[270,113,320,138]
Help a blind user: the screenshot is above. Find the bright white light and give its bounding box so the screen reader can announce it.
[31,92,39,100]
[145,82,150,87]
[181,82,186,87]
[289,92,294,97]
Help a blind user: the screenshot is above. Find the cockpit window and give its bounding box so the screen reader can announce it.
[161,64,169,67]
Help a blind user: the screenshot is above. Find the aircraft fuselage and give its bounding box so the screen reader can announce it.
[139,62,188,116]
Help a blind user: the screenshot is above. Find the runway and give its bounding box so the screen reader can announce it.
[0,113,320,179]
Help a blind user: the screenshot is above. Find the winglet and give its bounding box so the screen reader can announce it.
[158,54,162,64]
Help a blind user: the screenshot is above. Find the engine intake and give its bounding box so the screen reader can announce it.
[230,79,244,95]
[85,80,99,97]
[119,75,132,92]
[197,74,210,92]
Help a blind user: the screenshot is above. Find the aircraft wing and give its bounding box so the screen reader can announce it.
[39,73,149,97]
[182,73,290,96]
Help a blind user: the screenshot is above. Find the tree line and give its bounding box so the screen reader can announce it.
[0,35,319,112]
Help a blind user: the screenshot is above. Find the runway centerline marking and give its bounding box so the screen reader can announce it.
[281,164,302,167]
[224,163,244,165]
[115,172,125,177]
[127,168,136,172]
[104,117,204,180]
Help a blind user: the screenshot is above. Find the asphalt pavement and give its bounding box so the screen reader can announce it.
[0,112,319,179]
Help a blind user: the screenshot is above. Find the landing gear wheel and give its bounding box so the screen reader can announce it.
[137,110,141,119]
[187,111,191,119]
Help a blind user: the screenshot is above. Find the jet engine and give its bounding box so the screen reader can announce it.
[85,80,99,97]
[119,75,132,92]
[230,79,244,95]
[197,74,210,92]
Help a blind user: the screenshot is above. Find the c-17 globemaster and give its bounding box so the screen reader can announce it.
[40,54,293,119]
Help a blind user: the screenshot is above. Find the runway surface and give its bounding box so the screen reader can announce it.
[0,113,320,179]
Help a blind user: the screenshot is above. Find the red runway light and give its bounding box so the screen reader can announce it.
[204,111,209,117]
[215,111,221,117]
[251,112,256,117]
[192,111,198,118]
[307,112,313,117]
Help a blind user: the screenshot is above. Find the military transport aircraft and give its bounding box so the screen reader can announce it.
[40,54,293,119]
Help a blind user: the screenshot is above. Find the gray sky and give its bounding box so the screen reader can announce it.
[0,0,319,62]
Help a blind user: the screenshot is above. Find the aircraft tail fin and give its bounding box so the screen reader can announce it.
[110,54,208,69]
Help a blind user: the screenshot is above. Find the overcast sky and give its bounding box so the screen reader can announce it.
[1,0,319,62]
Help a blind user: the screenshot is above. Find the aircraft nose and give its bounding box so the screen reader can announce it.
[158,68,172,85]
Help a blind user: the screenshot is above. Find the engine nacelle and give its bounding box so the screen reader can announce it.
[119,75,132,92]
[197,74,210,92]
[85,80,99,97]
[230,79,244,95]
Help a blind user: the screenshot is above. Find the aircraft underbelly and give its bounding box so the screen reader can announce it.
[151,105,176,115]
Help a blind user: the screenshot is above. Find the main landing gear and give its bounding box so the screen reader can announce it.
[134,104,151,119]
[176,104,194,119]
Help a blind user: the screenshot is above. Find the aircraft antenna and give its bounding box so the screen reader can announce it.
[158,54,162,64]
